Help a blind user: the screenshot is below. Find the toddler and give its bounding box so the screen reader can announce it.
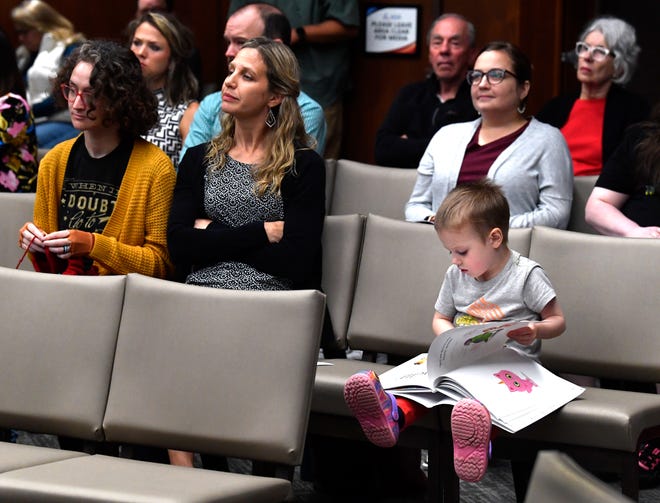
[344,180,566,482]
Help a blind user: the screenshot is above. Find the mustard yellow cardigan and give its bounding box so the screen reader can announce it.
[33,136,176,278]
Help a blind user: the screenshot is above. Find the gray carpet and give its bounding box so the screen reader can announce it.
[14,432,660,502]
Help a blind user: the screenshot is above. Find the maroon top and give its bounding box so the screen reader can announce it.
[457,121,530,184]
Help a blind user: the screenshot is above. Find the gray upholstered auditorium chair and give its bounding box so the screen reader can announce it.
[0,268,126,469]
[0,273,325,502]
[329,160,417,219]
[524,451,633,503]
[324,159,336,214]
[321,214,365,351]
[0,193,36,269]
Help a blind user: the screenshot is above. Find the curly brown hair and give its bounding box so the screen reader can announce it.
[54,39,158,137]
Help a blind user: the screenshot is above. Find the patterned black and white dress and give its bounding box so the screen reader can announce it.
[185,155,293,291]
[144,89,191,169]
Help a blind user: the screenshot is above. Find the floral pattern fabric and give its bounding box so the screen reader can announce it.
[0,93,38,192]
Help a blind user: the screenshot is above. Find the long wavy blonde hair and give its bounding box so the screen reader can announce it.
[206,37,313,196]
[11,0,84,45]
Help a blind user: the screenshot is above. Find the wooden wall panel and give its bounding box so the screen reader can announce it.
[342,0,438,165]
[0,0,225,87]
[342,0,569,162]
[7,0,654,165]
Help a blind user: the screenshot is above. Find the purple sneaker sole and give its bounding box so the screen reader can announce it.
[451,398,491,482]
[344,371,399,448]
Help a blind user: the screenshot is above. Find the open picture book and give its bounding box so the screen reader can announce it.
[378,321,585,433]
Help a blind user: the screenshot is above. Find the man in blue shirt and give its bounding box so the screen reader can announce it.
[180,3,326,163]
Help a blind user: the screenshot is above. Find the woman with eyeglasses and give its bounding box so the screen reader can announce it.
[537,16,648,176]
[406,41,572,229]
[11,0,85,149]
[18,40,175,279]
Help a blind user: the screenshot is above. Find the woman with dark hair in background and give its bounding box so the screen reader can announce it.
[406,41,573,229]
[127,11,199,169]
[586,102,660,237]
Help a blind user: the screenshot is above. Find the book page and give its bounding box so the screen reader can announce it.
[440,348,584,433]
[379,353,431,391]
[427,321,530,382]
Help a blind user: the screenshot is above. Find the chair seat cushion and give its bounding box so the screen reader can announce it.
[0,454,291,502]
[0,442,87,474]
[438,387,660,452]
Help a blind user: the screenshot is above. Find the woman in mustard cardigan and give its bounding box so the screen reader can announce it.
[18,39,175,278]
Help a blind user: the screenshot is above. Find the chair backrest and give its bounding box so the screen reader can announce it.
[103,274,326,466]
[567,175,598,234]
[530,226,660,381]
[325,158,337,214]
[329,159,417,219]
[322,214,365,349]
[524,451,633,503]
[0,193,36,270]
[0,267,125,440]
[346,214,533,356]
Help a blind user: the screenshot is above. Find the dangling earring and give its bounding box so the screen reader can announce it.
[265,108,276,128]
[517,102,527,115]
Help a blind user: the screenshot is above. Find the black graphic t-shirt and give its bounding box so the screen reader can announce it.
[59,136,133,233]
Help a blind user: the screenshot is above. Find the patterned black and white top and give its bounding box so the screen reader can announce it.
[144,89,191,169]
[168,143,326,291]
[185,155,293,290]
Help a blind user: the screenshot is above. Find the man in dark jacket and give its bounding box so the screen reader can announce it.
[375,13,479,169]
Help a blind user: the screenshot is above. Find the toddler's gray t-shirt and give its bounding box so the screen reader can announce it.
[435,250,556,360]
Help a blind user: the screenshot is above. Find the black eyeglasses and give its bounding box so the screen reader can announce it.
[466,68,518,86]
[60,84,93,107]
[575,42,614,62]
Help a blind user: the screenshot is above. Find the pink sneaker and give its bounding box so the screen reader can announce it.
[451,398,491,482]
[344,370,399,447]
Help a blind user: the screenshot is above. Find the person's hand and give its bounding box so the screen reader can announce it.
[264,221,284,243]
[194,218,213,229]
[625,226,660,239]
[43,229,95,258]
[18,222,46,253]
[507,323,538,346]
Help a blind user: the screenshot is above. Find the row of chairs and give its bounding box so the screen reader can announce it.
[325,159,599,234]
[0,161,596,270]
[0,171,647,501]
[0,269,325,501]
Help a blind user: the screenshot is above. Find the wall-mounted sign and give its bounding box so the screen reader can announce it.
[365,5,421,57]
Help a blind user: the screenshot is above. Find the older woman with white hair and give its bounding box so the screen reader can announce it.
[537,16,648,176]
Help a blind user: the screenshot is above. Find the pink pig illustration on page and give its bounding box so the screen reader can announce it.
[494,369,537,393]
